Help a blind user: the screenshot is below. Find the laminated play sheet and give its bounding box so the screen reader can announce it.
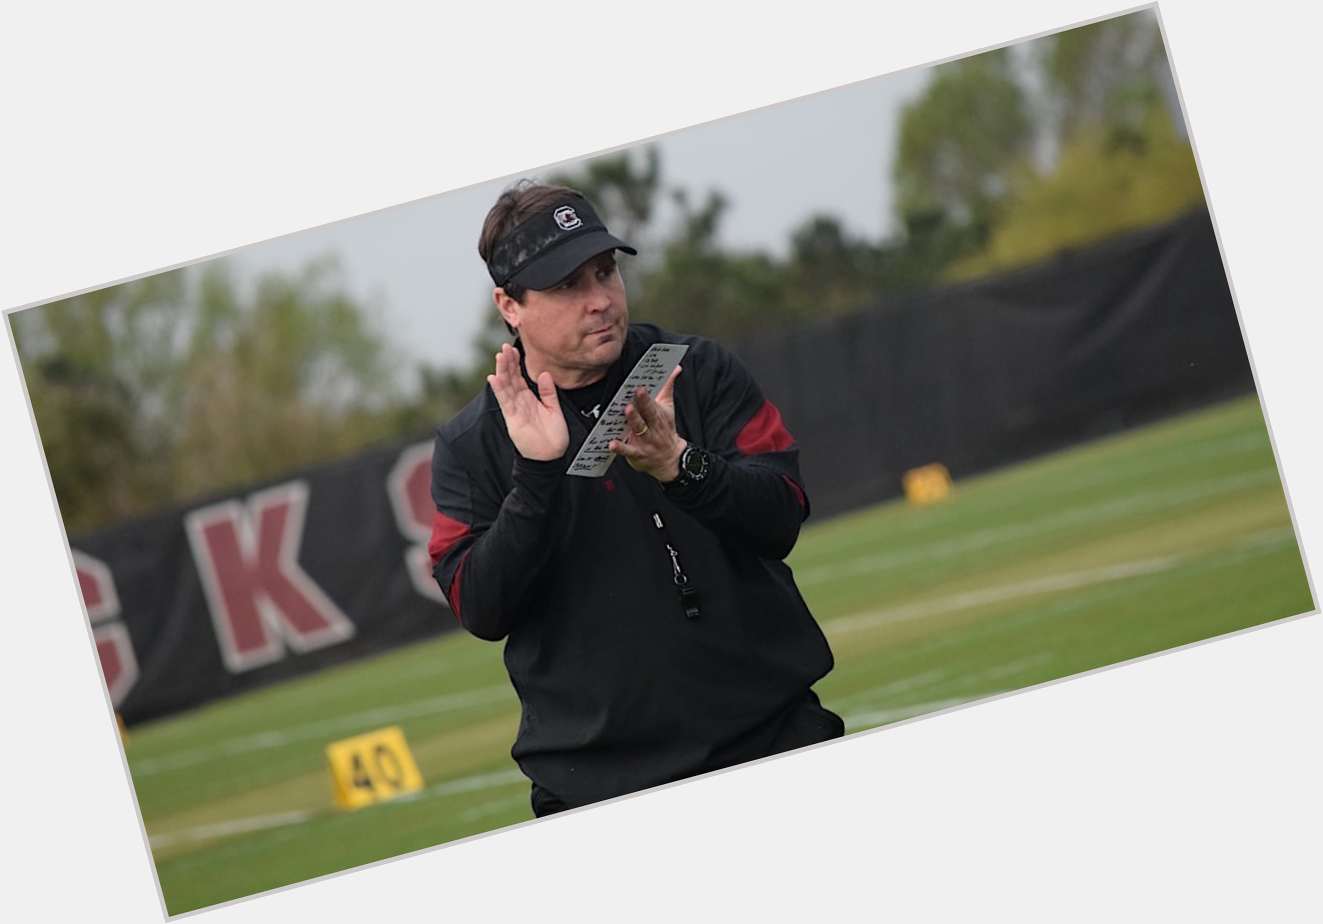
[566,343,688,478]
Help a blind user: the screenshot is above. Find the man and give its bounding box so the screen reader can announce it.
[429,181,842,817]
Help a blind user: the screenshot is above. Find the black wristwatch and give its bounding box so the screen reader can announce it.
[667,444,711,490]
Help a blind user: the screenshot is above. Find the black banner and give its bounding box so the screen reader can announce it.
[72,438,448,724]
[731,206,1250,518]
[71,205,1249,723]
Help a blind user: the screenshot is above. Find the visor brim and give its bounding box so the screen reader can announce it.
[507,231,637,291]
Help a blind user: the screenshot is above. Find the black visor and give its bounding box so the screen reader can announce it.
[487,194,637,290]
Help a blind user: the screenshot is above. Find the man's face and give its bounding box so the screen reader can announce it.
[497,251,629,387]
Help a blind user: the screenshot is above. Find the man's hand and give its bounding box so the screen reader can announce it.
[609,365,685,482]
[487,343,569,461]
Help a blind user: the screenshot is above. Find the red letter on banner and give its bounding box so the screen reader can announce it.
[185,481,355,673]
[71,549,140,708]
[386,441,450,606]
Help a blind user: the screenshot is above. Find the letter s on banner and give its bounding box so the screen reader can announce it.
[185,480,355,674]
[386,441,449,607]
[71,549,140,708]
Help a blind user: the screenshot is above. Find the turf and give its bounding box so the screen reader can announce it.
[121,395,1314,915]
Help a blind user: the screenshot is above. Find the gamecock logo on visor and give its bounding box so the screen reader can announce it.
[553,206,582,231]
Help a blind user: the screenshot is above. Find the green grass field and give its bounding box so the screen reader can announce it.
[124,395,1314,915]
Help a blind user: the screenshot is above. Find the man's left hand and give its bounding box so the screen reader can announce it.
[609,366,686,483]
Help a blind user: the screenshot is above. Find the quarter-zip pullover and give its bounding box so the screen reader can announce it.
[428,324,835,808]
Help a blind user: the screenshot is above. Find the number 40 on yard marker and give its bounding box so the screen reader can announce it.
[326,726,425,810]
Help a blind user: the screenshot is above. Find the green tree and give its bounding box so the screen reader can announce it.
[453,146,959,352]
[1038,10,1174,145]
[893,48,1034,237]
[13,271,190,531]
[940,12,1201,278]
[171,261,400,497]
[884,10,1196,284]
[946,108,1203,279]
[631,188,796,339]
[13,262,401,533]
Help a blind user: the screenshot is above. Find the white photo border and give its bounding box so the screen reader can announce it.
[2,2,1318,921]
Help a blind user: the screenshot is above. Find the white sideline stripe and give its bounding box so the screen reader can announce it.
[823,524,1297,638]
[147,767,529,851]
[975,652,1056,682]
[132,460,1285,775]
[1056,428,1268,495]
[140,524,1299,848]
[145,516,1290,853]
[134,684,512,776]
[141,664,1054,850]
[832,668,950,709]
[1241,526,1296,549]
[843,696,975,731]
[458,792,531,823]
[836,527,1292,731]
[137,525,1299,778]
[416,767,526,798]
[824,555,1183,636]
[836,654,1053,718]
[149,810,313,850]
[797,468,1275,586]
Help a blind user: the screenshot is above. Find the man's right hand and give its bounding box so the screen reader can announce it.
[487,342,569,461]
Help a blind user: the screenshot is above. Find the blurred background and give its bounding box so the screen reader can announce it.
[8,9,1313,914]
[13,8,1198,536]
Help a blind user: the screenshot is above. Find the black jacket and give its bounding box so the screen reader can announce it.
[429,323,834,807]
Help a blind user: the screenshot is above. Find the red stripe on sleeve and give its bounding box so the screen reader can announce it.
[781,475,807,510]
[447,550,470,622]
[735,400,796,455]
[427,510,471,566]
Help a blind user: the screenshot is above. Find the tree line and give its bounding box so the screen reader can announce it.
[14,10,1201,534]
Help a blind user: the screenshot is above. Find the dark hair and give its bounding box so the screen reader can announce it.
[479,179,583,305]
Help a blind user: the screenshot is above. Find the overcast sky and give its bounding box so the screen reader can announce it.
[221,64,932,378]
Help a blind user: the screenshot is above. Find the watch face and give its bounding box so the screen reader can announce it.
[682,447,705,477]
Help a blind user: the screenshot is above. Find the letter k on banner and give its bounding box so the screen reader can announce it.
[185,481,355,673]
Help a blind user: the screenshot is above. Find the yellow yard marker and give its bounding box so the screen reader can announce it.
[903,463,953,506]
[326,726,424,810]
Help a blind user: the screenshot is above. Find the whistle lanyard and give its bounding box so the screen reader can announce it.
[650,510,701,620]
[614,467,702,620]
